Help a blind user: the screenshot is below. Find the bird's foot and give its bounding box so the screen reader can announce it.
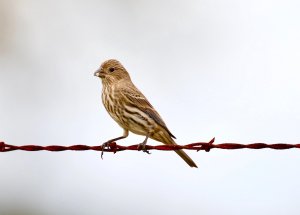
[137,142,151,154]
[101,141,112,159]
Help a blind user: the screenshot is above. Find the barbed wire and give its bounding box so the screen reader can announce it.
[1,138,300,154]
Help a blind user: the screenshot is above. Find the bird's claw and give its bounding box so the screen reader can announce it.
[101,141,111,159]
[137,143,151,154]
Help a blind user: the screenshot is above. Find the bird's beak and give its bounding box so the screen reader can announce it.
[94,70,105,78]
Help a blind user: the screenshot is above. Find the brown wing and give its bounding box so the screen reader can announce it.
[120,84,176,139]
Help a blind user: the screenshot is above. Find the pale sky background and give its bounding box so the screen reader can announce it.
[0,0,300,215]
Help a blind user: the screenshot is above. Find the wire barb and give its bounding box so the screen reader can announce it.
[1,138,300,153]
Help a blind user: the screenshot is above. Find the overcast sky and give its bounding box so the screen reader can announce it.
[0,0,300,215]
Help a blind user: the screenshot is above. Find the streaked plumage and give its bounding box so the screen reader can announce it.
[94,59,197,168]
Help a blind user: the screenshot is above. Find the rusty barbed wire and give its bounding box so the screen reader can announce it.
[1,138,300,154]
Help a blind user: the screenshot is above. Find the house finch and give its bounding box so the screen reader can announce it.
[94,59,197,168]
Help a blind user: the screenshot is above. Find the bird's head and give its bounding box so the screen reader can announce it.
[94,59,131,84]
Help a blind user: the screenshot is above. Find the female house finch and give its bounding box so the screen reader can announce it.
[94,59,197,168]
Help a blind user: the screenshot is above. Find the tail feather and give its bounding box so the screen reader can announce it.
[174,149,198,168]
[153,131,198,168]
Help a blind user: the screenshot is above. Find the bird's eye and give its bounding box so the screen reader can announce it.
[109,67,115,72]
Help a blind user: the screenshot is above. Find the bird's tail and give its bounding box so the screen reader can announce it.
[154,132,198,168]
[174,148,198,168]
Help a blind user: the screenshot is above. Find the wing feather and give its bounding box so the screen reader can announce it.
[119,85,176,139]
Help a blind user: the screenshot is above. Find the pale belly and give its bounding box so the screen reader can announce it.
[102,89,154,136]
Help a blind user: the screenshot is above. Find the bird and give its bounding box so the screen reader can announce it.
[94,59,197,168]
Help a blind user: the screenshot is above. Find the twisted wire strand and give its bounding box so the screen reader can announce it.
[1,138,300,153]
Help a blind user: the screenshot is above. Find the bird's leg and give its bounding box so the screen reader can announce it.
[138,134,151,154]
[101,129,128,159]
